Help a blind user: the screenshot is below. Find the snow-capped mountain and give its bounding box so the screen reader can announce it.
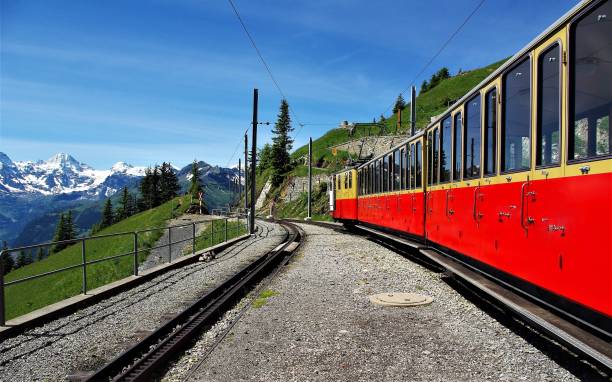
[0,152,146,198]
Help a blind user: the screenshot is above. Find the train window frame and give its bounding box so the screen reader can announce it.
[464,94,482,179]
[378,158,383,193]
[501,55,532,174]
[536,41,562,169]
[427,131,433,186]
[568,0,612,163]
[483,87,498,176]
[394,149,401,191]
[433,127,440,185]
[387,154,394,191]
[348,171,352,189]
[440,116,452,183]
[453,112,463,181]
[416,141,423,188]
[410,143,416,189]
[369,163,373,194]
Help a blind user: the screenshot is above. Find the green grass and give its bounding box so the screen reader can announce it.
[252,289,279,308]
[189,218,248,253]
[275,188,331,221]
[3,196,190,320]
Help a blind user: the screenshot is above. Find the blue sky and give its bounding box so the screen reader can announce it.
[1,0,579,169]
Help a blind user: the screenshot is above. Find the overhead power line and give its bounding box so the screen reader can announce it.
[227,0,306,140]
[383,0,487,117]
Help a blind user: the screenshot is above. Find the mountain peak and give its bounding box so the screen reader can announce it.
[0,152,14,167]
[111,161,133,172]
[46,152,78,165]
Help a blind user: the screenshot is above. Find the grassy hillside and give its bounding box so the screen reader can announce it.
[4,196,190,320]
[270,59,508,220]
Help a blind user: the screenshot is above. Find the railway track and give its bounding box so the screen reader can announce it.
[85,221,302,382]
[290,219,611,377]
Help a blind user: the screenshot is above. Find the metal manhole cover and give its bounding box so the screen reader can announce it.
[369,292,433,307]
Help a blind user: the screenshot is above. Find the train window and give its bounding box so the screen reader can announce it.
[368,164,372,194]
[433,128,440,184]
[382,156,387,192]
[427,132,433,186]
[484,88,497,175]
[376,158,383,192]
[401,147,406,189]
[464,95,482,178]
[537,44,561,167]
[394,149,401,191]
[440,116,452,183]
[569,0,611,161]
[410,143,416,189]
[502,57,531,172]
[453,112,462,181]
[416,141,423,188]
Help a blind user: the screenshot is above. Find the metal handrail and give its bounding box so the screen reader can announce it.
[0,214,249,325]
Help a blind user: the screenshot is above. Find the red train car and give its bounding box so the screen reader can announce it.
[332,0,611,338]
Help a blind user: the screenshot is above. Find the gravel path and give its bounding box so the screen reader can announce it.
[166,223,583,382]
[139,214,226,272]
[0,219,286,382]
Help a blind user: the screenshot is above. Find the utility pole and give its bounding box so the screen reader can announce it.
[306,137,312,220]
[238,158,241,209]
[410,86,416,136]
[244,133,248,214]
[249,89,258,234]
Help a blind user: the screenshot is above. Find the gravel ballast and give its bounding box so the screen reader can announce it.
[0,220,285,382]
[167,222,581,382]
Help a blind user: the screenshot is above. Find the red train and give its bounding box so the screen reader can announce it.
[331,0,611,338]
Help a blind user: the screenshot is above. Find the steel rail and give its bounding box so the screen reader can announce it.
[85,221,301,382]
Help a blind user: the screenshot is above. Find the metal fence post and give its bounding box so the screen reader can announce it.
[168,227,172,263]
[81,239,87,294]
[210,220,214,247]
[192,222,196,255]
[133,232,139,276]
[0,252,5,326]
[224,218,228,242]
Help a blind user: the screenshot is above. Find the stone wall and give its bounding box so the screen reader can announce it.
[329,135,406,159]
[282,174,328,202]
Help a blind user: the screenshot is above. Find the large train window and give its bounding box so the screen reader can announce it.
[416,141,423,188]
[569,0,611,161]
[440,116,452,183]
[394,149,401,191]
[369,163,374,194]
[382,156,388,192]
[348,172,352,189]
[484,88,498,175]
[410,143,416,189]
[464,95,482,178]
[502,57,532,172]
[453,112,462,180]
[433,128,440,184]
[537,43,561,167]
[387,154,393,191]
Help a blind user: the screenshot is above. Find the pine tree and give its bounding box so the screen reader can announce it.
[258,143,274,174]
[36,247,45,261]
[51,213,66,253]
[139,167,153,211]
[420,80,429,93]
[117,187,135,220]
[64,210,76,241]
[150,165,162,207]
[159,162,180,202]
[100,198,114,229]
[1,241,14,274]
[15,251,31,268]
[270,99,294,187]
[393,94,406,114]
[189,160,204,200]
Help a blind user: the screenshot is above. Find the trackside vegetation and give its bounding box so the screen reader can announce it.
[3,196,189,320]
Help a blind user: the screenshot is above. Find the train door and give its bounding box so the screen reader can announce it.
[329,175,336,212]
[494,53,534,280]
[478,80,502,266]
[557,2,611,318]
[425,125,443,243]
[527,30,566,298]
[412,138,425,237]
